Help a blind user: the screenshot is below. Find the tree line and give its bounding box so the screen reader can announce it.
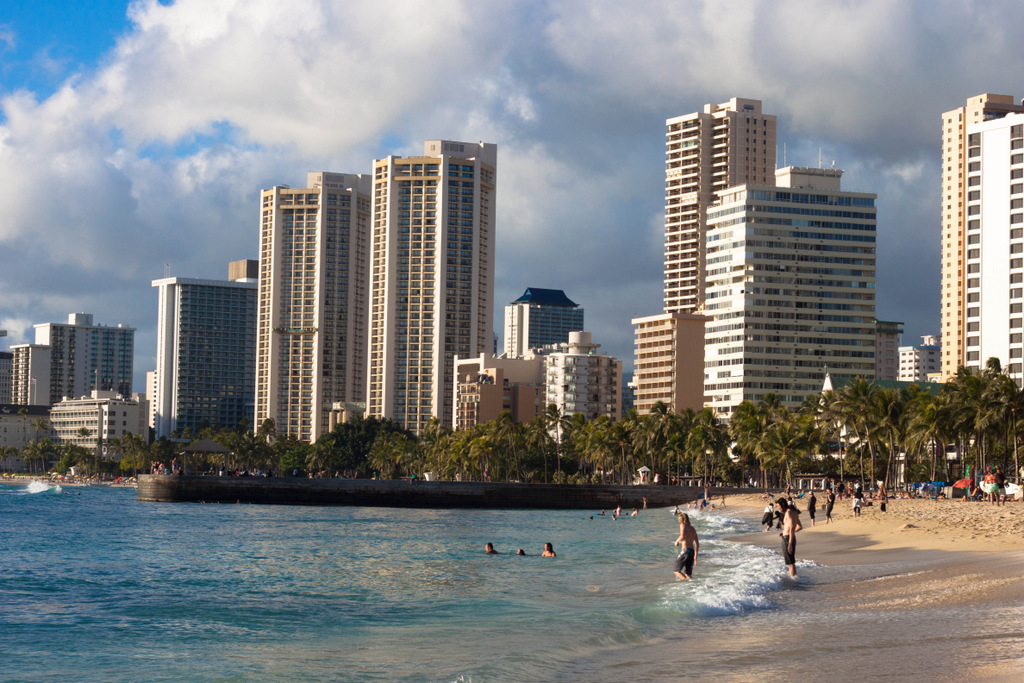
[5,359,1021,487]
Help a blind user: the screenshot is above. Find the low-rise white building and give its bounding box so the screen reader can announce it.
[50,390,143,459]
[543,332,622,422]
[898,335,942,383]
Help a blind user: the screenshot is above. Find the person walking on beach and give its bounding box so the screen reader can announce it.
[673,513,700,580]
[852,488,863,517]
[807,491,817,527]
[825,488,836,524]
[777,498,802,578]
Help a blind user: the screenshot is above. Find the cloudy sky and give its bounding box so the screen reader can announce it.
[2,0,1023,388]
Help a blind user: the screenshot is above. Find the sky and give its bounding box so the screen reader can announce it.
[2,0,1024,392]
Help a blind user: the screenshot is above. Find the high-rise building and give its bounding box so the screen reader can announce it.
[10,344,52,405]
[703,167,877,415]
[631,312,709,414]
[874,320,904,381]
[950,109,1024,381]
[31,314,134,404]
[664,97,777,313]
[899,335,941,383]
[256,172,372,443]
[0,350,11,403]
[152,260,258,438]
[940,94,1024,381]
[367,140,497,434]
[503,287,583,358]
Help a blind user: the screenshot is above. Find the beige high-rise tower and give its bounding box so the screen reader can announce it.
[664,97,777,313]
[940,94,1024,381]
[366,140,497,434]
[255,172,372,443]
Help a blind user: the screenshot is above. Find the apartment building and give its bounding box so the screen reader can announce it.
[32,313,134,405]
[874,320,903,381]
[899,335,941,383]
[630,312,709,414]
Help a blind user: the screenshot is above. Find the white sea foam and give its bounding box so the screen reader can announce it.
[657,511,788,617]
[25,481,57,494]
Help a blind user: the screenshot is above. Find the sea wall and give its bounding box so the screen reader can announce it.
[137,475,754,509]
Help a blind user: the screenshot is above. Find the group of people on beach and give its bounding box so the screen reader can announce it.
[485,542,555,557]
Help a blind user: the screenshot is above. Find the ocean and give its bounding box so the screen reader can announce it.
[7,481,1020,682]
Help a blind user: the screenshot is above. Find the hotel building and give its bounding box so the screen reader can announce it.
[503,287,583,358]
[955,110,1024,381]
[50,390,143,459]
[256,172,372,443]
[703,167,877,415]
[366,140,497,434]
[664,97,777,313]
[940,94,1024,380]
[152,260,258,438]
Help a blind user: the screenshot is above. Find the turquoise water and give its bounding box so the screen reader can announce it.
[1,482,791,681]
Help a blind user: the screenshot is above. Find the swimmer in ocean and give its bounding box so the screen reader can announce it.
[542,543,556,557]
[485,542,499,554]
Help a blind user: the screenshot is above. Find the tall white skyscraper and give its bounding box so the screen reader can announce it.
[256,172,372,443]
[366,140,497,434]
[940,94,1024,380]
[957,112,1024,381]
[703,167,877,415]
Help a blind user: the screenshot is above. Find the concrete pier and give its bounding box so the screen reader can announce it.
[137,475,756,509]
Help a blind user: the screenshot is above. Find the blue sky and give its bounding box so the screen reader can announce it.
[1,2,130,96]
[2,0,1024,393]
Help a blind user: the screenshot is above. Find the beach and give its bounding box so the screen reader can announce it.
[702,493,1024,681]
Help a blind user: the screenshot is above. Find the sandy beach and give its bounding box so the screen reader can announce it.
[691,493,1024,681]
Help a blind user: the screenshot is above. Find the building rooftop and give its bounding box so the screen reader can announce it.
[510,288,578,307]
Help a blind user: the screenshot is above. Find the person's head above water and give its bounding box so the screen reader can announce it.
[485,543,498,554]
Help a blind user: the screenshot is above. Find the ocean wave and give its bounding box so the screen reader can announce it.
[25,481,62,495]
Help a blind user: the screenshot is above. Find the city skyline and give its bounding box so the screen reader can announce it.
[3,1,1024,389]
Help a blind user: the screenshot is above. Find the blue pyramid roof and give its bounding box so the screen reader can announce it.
[511,287,579,307]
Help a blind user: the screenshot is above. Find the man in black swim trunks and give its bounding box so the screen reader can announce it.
[673,513,699,580]
[777,497,802,578]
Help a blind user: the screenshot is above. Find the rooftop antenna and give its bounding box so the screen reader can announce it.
[164,263,171,278]
[783,143,787,167]
[818,147,823,169]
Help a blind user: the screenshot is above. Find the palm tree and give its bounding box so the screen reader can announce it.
[491,411,524,481]
[687,408,728,484]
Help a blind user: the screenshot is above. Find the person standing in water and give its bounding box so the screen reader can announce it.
[777,498,802,578]
[672,513,700,580]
